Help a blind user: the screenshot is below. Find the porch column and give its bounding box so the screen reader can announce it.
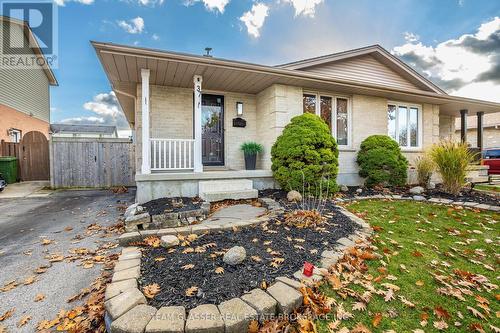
[477,111,484,151]
[193,75,203,173]
[460,109,468,143]
[141,69,151,174]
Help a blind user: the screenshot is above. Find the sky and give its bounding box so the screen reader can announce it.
[36,0,500,135]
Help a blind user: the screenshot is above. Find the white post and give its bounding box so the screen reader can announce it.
[141,69,151,174]
[193,75,203,173]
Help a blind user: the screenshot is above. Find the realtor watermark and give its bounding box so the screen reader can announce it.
[1,0,58,69]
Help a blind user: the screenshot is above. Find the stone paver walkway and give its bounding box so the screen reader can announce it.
[202,204,266,226]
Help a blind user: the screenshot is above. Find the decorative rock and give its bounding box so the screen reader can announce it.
[114,258,140,272]
[413,195,426,201]
[218,298,258,333]
[409,186,425,194]
[355,188,363,194]
[160,235,179,248]
[287,190,302,202]
[427,182,436,189]
[223,246,246,265]
[185,304,224,333]
[240,288,277,322]
[110,304,156,333]
[125,212,151,231]
[293,270,323,284]
[125,203,139,218]
[320,257,337,269]
[146,306,186,333]
[340,185,349,192]
[118,232,142,246]
[266,282,303,314]
[105,279,137,301]
[112,266,140,283]
[105,288,146,320]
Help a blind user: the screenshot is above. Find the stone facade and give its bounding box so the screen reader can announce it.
[135,83,444,186]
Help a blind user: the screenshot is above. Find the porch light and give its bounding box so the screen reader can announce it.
[236,102,243,116]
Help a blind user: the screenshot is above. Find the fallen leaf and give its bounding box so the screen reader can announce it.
[154,257,166,262]
[215,267,224,274]
[143,283,161,299]
[17,315,31,327]
[181,264,195,270]
[0,308,14,321]
[434,320,448,330]
[34,293,46,302]
[467,306,486,320]
[185,286,198,297]
[372,313,382,327]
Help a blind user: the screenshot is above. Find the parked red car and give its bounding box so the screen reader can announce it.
[482,148,500,174]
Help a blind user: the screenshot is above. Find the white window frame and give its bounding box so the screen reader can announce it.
[303,91,352,148]
[9,129,21,143]
[387,101,423,150]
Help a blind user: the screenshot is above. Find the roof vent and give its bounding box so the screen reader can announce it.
[204,47,213,57]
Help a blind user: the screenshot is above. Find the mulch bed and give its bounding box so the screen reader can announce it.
[142,197,204,216]
[139,201,357,310]
[336,185,499,206]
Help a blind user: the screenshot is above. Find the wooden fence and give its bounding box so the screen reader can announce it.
[50,137,135,188]
[0,140,20,158]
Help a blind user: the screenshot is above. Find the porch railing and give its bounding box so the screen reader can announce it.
[150,138,195,170]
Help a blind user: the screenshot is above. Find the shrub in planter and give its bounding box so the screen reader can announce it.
[240,142,263,170]
[271,113,338,193]
[415,153,435,186]
[357,135,408,187]
[429,139,476,195]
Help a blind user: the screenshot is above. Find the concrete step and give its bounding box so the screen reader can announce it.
[199,179,253,193]
[201,189,258,202]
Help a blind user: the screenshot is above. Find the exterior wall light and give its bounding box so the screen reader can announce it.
[236,102,243,116]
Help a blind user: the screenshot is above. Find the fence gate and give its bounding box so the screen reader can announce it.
[50,137,135,188]
[20,131,50,181]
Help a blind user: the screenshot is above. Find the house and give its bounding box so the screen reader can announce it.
[453,113,500,149]
[0,16,58,143]
[92,42,500,203]
[50,124,119,138]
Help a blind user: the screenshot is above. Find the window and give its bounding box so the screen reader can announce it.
[303,93,351,146]
[388,102,420,148]
[9,129,21,143]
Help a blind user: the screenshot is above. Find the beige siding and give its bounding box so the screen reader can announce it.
[301,54,421,91]
[0,21,50,122]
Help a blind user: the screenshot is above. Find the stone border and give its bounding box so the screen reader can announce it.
[118,198,282,247]
[106,200,372,333]
[335,194,500,212]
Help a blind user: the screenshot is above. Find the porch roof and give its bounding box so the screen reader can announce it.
[91,41,500,124]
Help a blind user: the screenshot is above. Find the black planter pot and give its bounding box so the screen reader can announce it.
[244,152,257,170]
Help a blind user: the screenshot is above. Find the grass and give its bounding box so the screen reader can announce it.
[317,200,499,332]
[474,184,500,193]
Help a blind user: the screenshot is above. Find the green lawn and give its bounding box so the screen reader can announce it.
[317,200,499,332]
[474,184,500,193]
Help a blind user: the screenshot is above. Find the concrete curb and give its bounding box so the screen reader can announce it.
[106,198,372,333]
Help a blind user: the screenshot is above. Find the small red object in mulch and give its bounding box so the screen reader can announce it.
[303,261,314,277]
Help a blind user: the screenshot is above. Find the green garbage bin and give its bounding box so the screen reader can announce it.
[0,156,18,184]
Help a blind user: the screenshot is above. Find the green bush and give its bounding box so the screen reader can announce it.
[357,135,408,187]
[240,142,263,155]
[429,140,476,195]
[415,153,435,186]
[271,113,338,193]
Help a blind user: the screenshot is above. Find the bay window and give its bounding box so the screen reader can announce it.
[302,93,351,146]
[388,102,421,148]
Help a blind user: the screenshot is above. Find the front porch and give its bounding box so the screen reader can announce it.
[135,169,276,204]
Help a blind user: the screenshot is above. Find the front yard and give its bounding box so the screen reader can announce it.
[317,200,499,332]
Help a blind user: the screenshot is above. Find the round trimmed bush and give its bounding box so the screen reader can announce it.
[357,135,408,187]
[271,113,339,193]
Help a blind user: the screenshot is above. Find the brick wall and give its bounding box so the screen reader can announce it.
[0,103,49,142]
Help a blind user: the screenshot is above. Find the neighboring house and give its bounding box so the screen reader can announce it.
[92,42,500,203]
[50,124,118,138]
[0,16,58,143]
[453,113,500,149]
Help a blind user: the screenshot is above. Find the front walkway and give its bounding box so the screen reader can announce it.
[0,181,51,199]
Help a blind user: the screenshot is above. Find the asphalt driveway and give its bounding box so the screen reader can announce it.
[0,189,135,332]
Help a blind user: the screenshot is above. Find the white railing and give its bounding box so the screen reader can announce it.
[150,138,195,170]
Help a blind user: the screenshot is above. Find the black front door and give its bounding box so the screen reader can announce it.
[202,94,224,166]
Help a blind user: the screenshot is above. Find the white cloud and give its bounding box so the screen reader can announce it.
[240,3,269,38]
[117,17,145,34]
[184,0,230,13]
[403,32,419,43]
[152,33,160,40]
[60,92,130,131]
[137,0,164,7]
[392,16,500,102]
[283,0,324,17]
[54,0,94,6]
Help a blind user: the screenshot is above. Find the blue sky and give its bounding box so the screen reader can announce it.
[42,0,500,133]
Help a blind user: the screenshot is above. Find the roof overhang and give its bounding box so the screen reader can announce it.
[1,16,58,86]
[92,41,500,124]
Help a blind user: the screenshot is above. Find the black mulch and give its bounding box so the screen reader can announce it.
[142,197,204,216]
[140,202,358,310]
